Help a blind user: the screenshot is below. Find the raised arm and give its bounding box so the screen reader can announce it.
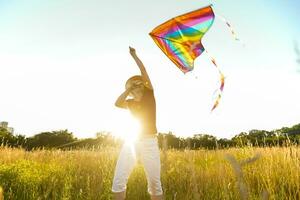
[115,87,132,109]
[129,46,153,90]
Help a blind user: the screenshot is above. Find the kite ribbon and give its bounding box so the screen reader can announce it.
[205,50,225,111]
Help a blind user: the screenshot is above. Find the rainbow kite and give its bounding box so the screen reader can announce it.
[150,5,225,111]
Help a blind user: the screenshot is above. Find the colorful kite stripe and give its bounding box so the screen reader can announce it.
[150,5,215,73]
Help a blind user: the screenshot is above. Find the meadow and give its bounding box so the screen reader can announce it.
[0,145,299,200]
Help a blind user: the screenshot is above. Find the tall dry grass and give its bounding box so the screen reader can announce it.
[0,145,299,199]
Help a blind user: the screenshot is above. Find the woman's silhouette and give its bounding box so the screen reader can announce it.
[111,47,163,200]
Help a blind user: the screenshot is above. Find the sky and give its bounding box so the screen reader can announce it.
[0,0,300,139]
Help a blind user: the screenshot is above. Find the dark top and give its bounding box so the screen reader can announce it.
[126,87,157,135]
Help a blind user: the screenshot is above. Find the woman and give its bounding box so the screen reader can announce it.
[111,47,163,200]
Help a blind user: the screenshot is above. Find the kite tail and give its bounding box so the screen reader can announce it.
[211,94,221,111]
[205,50,225,111]
[215,14,245,47]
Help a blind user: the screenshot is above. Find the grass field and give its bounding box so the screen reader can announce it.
[0,145,299,200]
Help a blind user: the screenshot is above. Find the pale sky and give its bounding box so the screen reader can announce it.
[0,0,299,139]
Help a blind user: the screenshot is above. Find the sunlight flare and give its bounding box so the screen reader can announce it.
[111,112,140,146]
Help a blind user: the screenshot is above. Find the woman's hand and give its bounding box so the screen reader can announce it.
[129,46,136,57]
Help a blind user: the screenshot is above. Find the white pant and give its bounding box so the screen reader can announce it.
[111,137,163,196]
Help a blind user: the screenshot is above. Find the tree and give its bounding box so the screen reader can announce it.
[0,127,14,146]
[191,134,217,149]
[26,130,76,149]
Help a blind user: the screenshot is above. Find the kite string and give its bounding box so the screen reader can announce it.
[205,50,225,111]
[215,13,246,47]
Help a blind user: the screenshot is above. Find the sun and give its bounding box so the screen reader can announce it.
[111,112,140,145]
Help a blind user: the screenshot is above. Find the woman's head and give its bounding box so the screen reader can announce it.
[126,75,145,101]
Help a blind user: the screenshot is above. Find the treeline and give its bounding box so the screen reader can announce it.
[158,123,300,149]
[0,123,300,150]
[0,129,119,150]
